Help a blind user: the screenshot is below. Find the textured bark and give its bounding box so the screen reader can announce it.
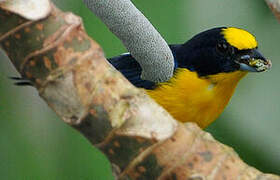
[0,2,279,180]
[266,0,280,22]
[0,0,51,20]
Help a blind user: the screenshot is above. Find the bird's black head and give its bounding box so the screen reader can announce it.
[175,27,271,77]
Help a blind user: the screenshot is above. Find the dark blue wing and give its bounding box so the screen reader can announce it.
[108,53,156,89]
[107,45,180,90]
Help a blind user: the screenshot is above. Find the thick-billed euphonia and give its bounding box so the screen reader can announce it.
[108,27,271,128]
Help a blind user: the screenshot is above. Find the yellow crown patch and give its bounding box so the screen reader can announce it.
[222,27,258,50]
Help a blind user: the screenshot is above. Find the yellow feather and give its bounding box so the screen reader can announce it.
[147,68,247,128]
[222,27,257,50]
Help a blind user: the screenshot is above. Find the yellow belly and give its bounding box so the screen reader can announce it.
[147,68,247,129]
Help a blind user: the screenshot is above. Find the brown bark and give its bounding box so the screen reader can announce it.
[266,0,280,22]
[0,2,279,180]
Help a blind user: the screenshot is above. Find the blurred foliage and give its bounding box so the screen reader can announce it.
[0,0,279,179]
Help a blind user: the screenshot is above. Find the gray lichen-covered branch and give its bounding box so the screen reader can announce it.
[82,0,174,83]
[0,1,279,179]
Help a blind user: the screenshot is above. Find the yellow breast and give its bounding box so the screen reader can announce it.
[147,68,247,128]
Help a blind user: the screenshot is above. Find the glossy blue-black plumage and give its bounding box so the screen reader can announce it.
[108,27,242,90]
[108,45,179,89]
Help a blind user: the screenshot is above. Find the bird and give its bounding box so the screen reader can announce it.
[12,27,271,129]
[108,27,271,128]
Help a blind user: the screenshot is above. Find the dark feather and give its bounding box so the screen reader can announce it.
[108,53,157,89]
[9,76,33,86]
[14,81,33,86]
[107,45,180,90]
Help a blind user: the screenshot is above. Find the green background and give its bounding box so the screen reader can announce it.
[0,0,279,179]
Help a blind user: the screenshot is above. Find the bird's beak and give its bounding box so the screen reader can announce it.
[237,49,272,72]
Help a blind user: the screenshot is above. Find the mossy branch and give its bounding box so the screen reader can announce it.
[0,1,279,180]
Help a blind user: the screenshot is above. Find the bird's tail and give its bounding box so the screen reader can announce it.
[9,76,33,86]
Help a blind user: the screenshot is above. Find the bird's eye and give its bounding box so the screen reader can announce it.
[216,42,229,54]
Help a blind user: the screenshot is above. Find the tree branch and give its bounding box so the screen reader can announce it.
[82,0,174,83]
[265,0,280,21]
[0,1,279,179]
